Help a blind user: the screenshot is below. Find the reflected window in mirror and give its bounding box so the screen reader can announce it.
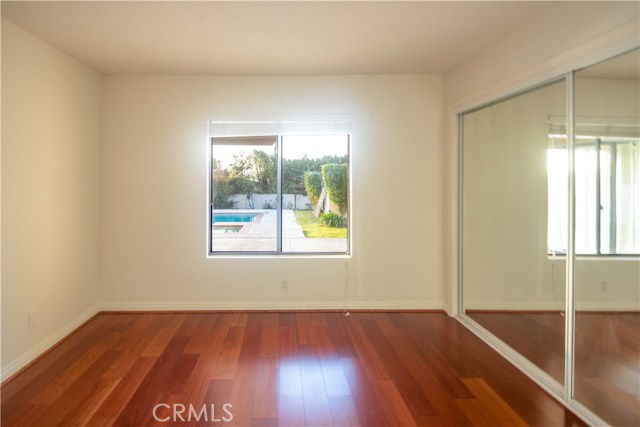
[547,133,640,256]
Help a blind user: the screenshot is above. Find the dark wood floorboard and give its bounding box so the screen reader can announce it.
[469,311,640,427]
[2,312,587,427]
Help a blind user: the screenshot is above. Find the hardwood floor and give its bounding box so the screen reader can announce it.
[468,311,640,427]
[2,312,586,427]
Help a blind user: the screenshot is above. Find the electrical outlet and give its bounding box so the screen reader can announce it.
[28,310,38,330]
[281,279,289,292]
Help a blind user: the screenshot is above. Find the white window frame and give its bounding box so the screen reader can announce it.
[207,121,352,257]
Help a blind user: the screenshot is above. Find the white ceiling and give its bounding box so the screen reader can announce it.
[1,1,550,75]
[577,48,640,79]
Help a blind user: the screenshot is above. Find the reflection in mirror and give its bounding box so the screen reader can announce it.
[462,79,567,385]
[573,48,640,427]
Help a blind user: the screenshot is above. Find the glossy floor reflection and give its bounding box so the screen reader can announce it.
[2,312,586,426]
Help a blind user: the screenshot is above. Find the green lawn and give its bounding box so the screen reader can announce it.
[294,210,347,238]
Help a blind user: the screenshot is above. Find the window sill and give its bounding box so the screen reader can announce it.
[207,253,352,259]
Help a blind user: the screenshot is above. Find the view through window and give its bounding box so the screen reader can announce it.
[210,134,350,254]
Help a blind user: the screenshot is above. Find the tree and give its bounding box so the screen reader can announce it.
[225,154,255,205]
[248,150,277,193]
[283,155,347,194]
[321,164,348,215]
[213,151,348,210]
[212,160,237,208]
[216,150,276,208]
[303,172,323,207]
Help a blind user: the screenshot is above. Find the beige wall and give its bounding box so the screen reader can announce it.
[1,19,101,377]
[99,75,444,310]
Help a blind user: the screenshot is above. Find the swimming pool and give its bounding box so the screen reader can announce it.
[212,213,258,223]
[212,225,243,234]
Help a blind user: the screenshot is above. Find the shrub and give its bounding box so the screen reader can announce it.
[212,175,238,209]
[319,212,347,228]
[321,164,348,215]
[304,171,323,207]
[213,193,237,209]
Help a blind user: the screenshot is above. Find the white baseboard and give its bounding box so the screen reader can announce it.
[575,302,640,312]
[465,301,565,311]
[99,300,445,311]
[465,300,639,312]
[1,303,101,383]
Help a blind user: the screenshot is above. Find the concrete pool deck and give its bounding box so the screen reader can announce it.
[212,209,347,253]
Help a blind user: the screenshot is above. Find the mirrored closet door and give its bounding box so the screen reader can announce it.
[460,47,640,426]
[572,49,640,427]
[461,78,568,388]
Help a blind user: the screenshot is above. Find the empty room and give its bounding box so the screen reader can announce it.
[1,1,638,426]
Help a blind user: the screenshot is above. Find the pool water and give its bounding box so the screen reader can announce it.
[213,226,242,234]
[212,214,258,223]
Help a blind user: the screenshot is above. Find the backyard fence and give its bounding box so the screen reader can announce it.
[227,194,312,210]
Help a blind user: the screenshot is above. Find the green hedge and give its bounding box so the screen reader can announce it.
[303,171,323,207]
[321,164,348,215]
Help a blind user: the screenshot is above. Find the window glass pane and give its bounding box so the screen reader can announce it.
[616,141,640,253]
[211,136,278,252]
[548,140,640,255]
[281,134,349,253]
[547,147,568,254]
[547,140,604,256]
[599,143,612,254]
[575,145,598,254]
